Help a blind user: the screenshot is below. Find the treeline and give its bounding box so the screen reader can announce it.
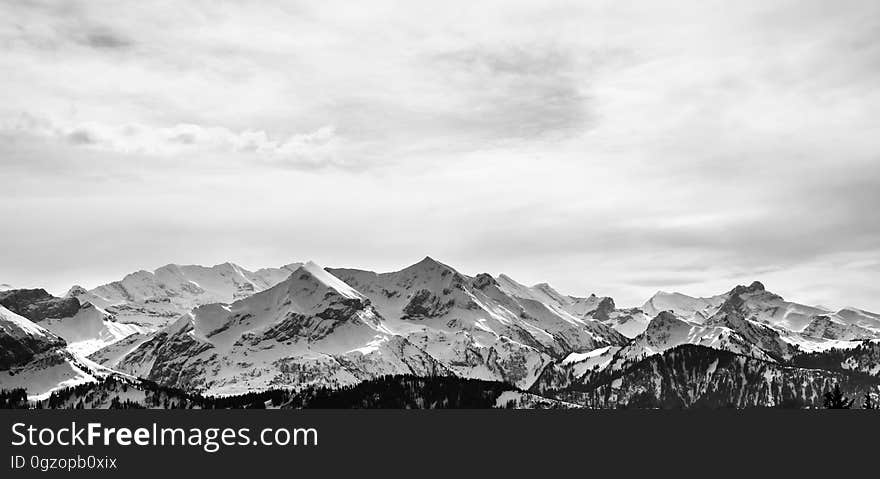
[9,375,516,409]
[551,344,880,409]
[284,374,515,408]
[13,377,294,409]
[790,342,880,375]
[1,388,29,409]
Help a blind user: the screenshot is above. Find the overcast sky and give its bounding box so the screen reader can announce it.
[1,0,879,310]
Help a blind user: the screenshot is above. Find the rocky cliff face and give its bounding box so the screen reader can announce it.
[0,289,80,323]
[802,315,877,341]
[0,305,67,370]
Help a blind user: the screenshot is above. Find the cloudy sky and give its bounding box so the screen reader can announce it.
[1,0,879,310]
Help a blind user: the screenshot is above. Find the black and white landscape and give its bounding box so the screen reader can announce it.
[1,1,879,409]
[2,259,880,408]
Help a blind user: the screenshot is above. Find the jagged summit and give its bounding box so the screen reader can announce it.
[65,285,88,298]
[401,256,458,274]
[641,290,724,320]
[419,255,438,264]
[645,310,685,331]
[7,257,880,405]
[728,280,770,297]
[67,260,310,329]
[290,261,365,301]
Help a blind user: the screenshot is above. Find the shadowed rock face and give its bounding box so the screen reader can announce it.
[0,289,81,322]
[0,308,67,370]
[591,297,616,322]
[472,273,498,290]
[0,333,65,370]
[401,289,455,319]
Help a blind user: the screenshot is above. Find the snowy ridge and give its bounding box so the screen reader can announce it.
[93,257,632,393]
[85,262,880,400]
[40,303,147,355]
[69,261,302,329]
[7,257,880,407]
[642,291,726,322]
[0,304,57,340]
[99,261,448,395]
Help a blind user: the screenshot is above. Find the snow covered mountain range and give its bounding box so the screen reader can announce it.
[2,257,879,407]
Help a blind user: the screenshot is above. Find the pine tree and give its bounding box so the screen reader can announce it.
[863,392,876,410]
[823,384,854,409]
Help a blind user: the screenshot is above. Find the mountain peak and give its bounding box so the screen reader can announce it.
[644,310,688,336]
[64,285,88,298]
[414,256,444,268]
[728,281,767,297]
[402,256,457,275]
[592,297,616,321]
[291,261,364,300]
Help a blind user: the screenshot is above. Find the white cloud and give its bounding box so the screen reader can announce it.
[2,114,342,168]
[1,0,879,310]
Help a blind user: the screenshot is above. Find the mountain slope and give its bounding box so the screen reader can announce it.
[68,262,302,329]
[328,257,629,386]
[96,258,631,393]
[0,305,100,399]
[640,281,860,335]
[331,257,626,354]
[101,262,448,395]
[496,274,649,338]
[40,303,146,355]
[0,305,66,370]
[642,290,726,322]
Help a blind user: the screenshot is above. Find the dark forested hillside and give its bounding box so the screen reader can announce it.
[284,375,517,408]
[9,346,880,409]
[11,375,519,409]
[0,388,29,409]
[12,377,292,409]
[790,341,880,376]
[546,344,880,409]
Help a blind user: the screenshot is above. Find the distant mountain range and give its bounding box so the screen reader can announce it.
[2,257,879,408]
